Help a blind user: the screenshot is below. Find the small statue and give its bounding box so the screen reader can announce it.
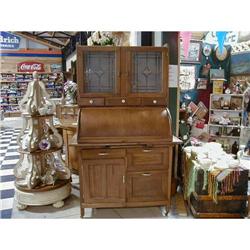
[62,71,77,105]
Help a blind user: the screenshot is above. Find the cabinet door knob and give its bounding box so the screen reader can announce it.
[142,173,152,177]
[89,99,94,104]
[121,99,126,103]
[153,100,157,104]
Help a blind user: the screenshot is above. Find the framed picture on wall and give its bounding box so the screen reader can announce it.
[231,52,250,75]
[180,65,196,91]
[180,40,202,64]
[196,78,208,90]
[210,68,225,80]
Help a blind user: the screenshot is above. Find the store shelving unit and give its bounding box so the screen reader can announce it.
[208,93,245,153]
[0,72,63,117]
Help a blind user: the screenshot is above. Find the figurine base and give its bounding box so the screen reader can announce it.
[15,181,71,210]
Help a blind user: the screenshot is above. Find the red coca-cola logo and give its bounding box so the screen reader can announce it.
[17,62,45,72]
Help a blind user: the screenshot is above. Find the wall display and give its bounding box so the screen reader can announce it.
[50,64,62,73]
[180,65,196,90]
[17,61,45,72]
[230,75,250,94]
[0,31,21,50]
[230,96,243,110]
[204,31,238,45]
[210,68,225,79]
[169,65,178,87]
[212,79,224,94]
[215,46,228,61]
[196,78,208,90]
[208,93,245,152]
[180,40,201,64]
[231,52,250,75]
[202,44,212,57]
[201,63,211,77]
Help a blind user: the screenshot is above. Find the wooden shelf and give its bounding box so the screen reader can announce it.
[1,72,60,75]
[210,135,240,139]
[208,124,241,128]
[1,71,63,116]
[210,109,243,112]
[210,93,244,97]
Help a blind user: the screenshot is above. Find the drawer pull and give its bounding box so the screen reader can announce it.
[153,100,157,104]
[142,173,152,177]
[98,152,109,156]
[143,149,152,153]
[121,99,126,103]
[89,99,94,104]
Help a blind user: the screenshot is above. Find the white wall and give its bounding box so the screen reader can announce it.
[154,32,162,46]
[130,32,141,46]
[66,50,77,71]
[16,33,49,49]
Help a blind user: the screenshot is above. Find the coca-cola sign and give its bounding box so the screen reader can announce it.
[17,62,45,72]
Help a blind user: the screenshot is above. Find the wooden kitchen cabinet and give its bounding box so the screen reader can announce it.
[123,47,168,98]
[74,46,179,218]
[77,46,169,107]
[126,171,168,204]
[80,158,126,209]
[77,46,121,98]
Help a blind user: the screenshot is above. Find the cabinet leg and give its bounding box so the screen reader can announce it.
[80,207,85,218]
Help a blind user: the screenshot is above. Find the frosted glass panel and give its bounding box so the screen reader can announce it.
[84,51,116,93]
[131,52,162,93]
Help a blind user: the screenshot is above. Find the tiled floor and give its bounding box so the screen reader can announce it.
[0,125,21,218]
[0,117,190,219]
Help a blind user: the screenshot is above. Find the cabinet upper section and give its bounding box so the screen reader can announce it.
[77,46,169,107]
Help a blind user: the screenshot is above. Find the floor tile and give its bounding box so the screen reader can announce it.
[0,197,14,210]
[1,159,19,165]
[5,152,20,157]
[1,164,16,170]
[0,189,15,199]
[0,175,15,182]
[0,208,12,219]
[0,169,14,176]
[0,181,15,190]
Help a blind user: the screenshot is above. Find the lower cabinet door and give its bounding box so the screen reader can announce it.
[81,158,126,204]
[127,171,168,202]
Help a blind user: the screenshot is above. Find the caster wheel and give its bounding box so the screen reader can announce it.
[160,206,170,217]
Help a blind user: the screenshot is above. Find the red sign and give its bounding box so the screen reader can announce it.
[17,61,45,72]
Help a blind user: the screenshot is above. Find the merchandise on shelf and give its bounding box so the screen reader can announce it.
[0,72,63,116]
[208,93,250,154]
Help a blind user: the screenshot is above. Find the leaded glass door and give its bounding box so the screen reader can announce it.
[124,47,168,98]
[77,46,121,97]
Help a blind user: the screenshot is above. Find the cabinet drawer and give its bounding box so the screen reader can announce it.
[141,97,167,106]
[78,98,104,106]
[105,97,141,106]
[127,171,168,202]
[82,149,126,159]
[127,148,169,171]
